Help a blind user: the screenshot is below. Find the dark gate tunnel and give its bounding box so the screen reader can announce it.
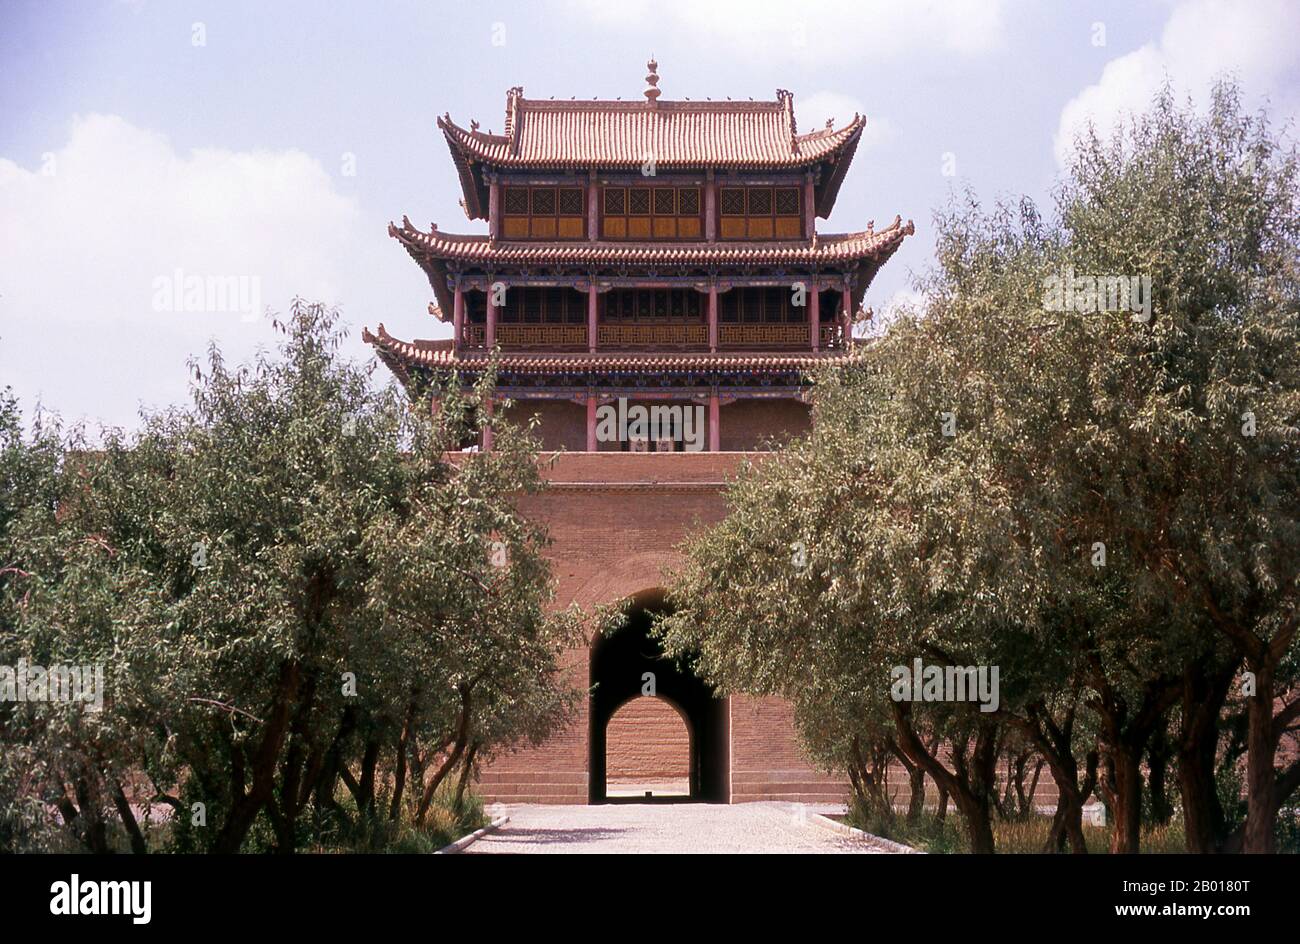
[589,592,729,803]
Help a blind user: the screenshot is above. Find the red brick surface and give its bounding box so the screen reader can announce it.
[606,697,691,779]
[475,450,850,804]
[719,399,810,451]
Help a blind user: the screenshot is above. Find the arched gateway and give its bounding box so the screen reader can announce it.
[365,63,910,804]
[589,591,729,803]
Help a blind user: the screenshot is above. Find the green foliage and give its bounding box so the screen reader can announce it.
[845,802,1187,855]
[0,300,578,853]
[659,80,1299,853]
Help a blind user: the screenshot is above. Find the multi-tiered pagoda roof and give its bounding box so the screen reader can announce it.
[368,62,910,452]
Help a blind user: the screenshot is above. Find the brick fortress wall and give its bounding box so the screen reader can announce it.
[473,444,849,804]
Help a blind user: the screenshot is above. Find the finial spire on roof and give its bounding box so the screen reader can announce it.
[644,56,661,104]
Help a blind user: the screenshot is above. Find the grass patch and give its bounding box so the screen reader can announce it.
[846,803,1195,854]
[307,785,488,854]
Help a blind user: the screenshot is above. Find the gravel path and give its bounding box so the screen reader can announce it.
[466,801,888,854]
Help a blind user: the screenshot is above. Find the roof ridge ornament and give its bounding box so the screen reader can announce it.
[505,86,524,149]
[777,89,795,135]
[644,56,661,105]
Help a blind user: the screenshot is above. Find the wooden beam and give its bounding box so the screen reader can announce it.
[453,281,465,351]
[708,283,718,352]
[809,284,820,352]
[803,172,816,235]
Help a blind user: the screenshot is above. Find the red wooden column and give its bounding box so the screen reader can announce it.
[841,283,853,347]
[452,280,465,350]
[486,285,498,349]
[708,283,718,352]
[488,179,500,239]
[809,282,820,352]
[587,285,599,352]
[803,172,816,239]
[587,171,599,241]
[586,394,597,452]
[708,393,720,452]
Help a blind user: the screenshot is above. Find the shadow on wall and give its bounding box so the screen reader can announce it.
[589,589,729,803]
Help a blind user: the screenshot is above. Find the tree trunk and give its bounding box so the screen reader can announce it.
[73,771,109,854]
[355,738,381,815]
[906,764,927,821]
[1242,663,1276,854]
[313,706,357,815]
[213,660,299,854]
[416,687,472,826]
[110,780,148,855]
[891,702,999,853]
[1146,725,1174,827]
[1177,657,1236,853]
[454,741,480,812]
[1101,749,1144,854]
[388,701,420,822]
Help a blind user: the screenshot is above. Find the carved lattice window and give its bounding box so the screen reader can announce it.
[558,188,584,215]
[775,187,800,216]
[530,188,556,215]
[719,187,746,215]
[719,185,803,240]
[603,185,702,240]
[502,187,529,214]
[628,188,651,215]
[500,185,584,239]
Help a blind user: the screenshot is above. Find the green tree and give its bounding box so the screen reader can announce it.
[1,301,578,853]
[659,80,1298,854]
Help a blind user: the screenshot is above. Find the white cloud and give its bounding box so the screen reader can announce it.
[0,114,359,432]
[1054,0,1300,165]
[795,90,893,149]
[564,0,1007,62]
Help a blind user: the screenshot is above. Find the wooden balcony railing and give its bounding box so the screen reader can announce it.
[463,324,587,349]
[598,322,708,348]
[718,323,808,348]
[717,323,846,350]
[459,321,845,351]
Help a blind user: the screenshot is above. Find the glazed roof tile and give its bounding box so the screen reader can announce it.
[362,323,850,376]
[439,88,863,170]
[389,215,914,268]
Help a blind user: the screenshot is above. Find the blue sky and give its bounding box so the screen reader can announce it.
[2,0,1297,432]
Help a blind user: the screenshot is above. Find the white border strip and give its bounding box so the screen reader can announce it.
[809,812,924,854]
[436,814,510,854]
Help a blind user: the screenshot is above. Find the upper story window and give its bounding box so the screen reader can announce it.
[719,185,803,240]
[602,185,702,240]
[603,288,703,322]
[719,286,815,323]
[501,185,585,239]
[471,286,585,324]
